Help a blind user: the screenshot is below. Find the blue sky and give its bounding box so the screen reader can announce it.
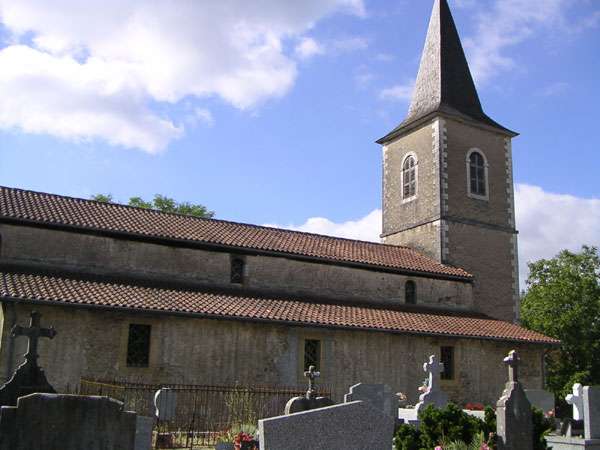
[0,0,599,282]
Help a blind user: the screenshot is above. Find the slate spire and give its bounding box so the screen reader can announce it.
[378,0,515,143]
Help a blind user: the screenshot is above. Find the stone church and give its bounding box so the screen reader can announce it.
[0,0,557,405]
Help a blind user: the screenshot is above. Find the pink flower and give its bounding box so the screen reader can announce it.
[435,446,443,450]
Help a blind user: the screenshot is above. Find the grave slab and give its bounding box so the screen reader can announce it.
[546,435,600,450]
[259,400,394,450]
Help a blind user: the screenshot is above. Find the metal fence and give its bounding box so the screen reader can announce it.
[79,378,333,448]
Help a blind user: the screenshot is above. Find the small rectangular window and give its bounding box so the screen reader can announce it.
[304,339,321,371]
[230,257,245,284]
[441,346,454,380]
[127,324,151,367]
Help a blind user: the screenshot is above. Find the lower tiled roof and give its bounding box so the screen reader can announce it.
[0,270,558,345]
[0,186,471,280]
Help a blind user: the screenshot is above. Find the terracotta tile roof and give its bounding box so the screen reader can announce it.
[0,186,471,280]
[0,270,558,345]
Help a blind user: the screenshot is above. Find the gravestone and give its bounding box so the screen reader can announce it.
[584,386,600,440]
[415,354,448,413]
[284,366,334,415]
[135,416,154,450]
[496,350,533,450]
[567,384,585,421]
[0,311,57,407]
[259,400,394,450]
[525,389,555,416]
[154,387,177,421]
[343,383,397,419]
[0,393,137,450]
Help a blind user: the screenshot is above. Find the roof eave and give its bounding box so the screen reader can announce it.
[376,110,519,145]
[0,296,560,347]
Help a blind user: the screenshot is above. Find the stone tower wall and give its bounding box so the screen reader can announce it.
[382,117,519,322]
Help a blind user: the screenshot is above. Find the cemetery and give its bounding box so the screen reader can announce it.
[0,311,598,450]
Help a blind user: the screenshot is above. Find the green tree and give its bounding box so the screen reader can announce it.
[521,246,600,400]
[91,193,214,218]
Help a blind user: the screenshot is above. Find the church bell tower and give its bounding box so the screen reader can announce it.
[378,0,520,323]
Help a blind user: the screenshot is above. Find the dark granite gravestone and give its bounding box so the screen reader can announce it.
[0,311,57,407]
[284,366,334,415]
[0,393,137,450]
[496,350,533,450]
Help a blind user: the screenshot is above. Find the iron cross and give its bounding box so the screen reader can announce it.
[503,350,519,383]
[304,365,320,398]
[11,311,57,364]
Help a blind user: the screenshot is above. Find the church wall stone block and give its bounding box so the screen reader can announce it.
[0,223,473,310]
[0,302,544,406]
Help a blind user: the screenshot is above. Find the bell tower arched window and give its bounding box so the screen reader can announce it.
[467,149,488,200]
[402,154,417,201]
[405,280,416,304]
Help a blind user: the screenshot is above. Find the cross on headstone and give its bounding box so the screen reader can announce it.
[566,383,584,421]
[11,311,57,365]
[423,354,444,393]
[503,350,519,383]
[304,365,320,399]
[0,311,57,407]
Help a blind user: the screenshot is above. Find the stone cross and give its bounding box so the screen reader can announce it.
[503,350,520,383]
[304,365,320,399]
[0,311,57,407]
[11,311,57,365]
[566,383,584,421]
[415,355,448,413]
[423,354,444,393]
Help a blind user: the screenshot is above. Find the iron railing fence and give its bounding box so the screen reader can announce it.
[79,378,334,447]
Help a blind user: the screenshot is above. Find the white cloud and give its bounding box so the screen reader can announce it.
[463,0,587,84]
[264,209,381,243]
[0,0,364,152]
[266,184,600,288]
[515,184,600,285]
[192,108,215,128]
[295,37,325,60]
[331,37,369,52]
[379,79,415,102]
[537,81,569,97]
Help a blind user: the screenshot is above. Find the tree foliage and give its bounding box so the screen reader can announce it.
[91,193,214,218]
[521,246,600,400]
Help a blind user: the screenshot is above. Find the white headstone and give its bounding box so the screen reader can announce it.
[154,388,177,421]
[415,355,448,413]
[566,383,584,421]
